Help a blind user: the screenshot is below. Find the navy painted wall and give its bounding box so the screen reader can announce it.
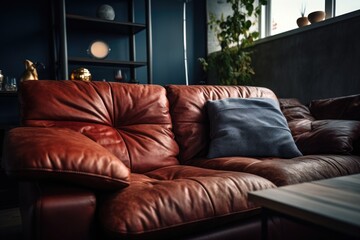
[0,0,206,85]
[0,0,207,125]
[0,1,53,126]
[152,0,206,85]
[0,1,54,82]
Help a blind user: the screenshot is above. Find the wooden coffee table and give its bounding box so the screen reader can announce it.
[248,174,360,239]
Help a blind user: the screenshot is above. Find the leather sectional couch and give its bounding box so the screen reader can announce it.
[3,80,360,240]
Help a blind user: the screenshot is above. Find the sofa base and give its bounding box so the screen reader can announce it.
[19,181,98,240]
[18,181,267,240]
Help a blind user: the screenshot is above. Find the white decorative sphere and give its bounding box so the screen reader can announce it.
[97,4,115,21]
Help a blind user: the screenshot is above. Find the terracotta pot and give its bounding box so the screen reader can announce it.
[308,11,325,24]
[296,17,310,27]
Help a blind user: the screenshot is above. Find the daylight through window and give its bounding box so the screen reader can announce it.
[261,0,360,37]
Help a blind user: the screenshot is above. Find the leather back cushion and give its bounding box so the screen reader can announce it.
[166,85,278,162]
[279,98,315,138]
[309,94,360,120]
[295,120,360,155]
[20,80,179,173]
[280,98,360,155]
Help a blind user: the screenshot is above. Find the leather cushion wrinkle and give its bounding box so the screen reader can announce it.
[20,80,114,126]
[109,83,180,173]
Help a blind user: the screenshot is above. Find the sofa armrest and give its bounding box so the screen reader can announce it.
[3,127,130,190]
[309,94,360,120]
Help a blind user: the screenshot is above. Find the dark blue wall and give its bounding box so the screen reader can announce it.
[152,0,206,85]
[0,0,207,125]
[0,1,54,126]
[0,1,206,85]
[0,1,54,82]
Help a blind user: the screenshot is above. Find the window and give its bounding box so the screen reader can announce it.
[261,0,360,37]
[270,0,324,36]
[336,0,360,16]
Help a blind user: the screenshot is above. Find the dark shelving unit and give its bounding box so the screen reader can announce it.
[68,57,147,68]
[0,91,18,96]
[66,14,146,34]
[54,0,152,84]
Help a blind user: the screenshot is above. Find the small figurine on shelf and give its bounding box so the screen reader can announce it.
[20,59,45,82]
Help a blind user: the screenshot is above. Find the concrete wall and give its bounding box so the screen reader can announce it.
[252,11,360,104]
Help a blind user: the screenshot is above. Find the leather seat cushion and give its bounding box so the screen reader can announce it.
[186,155,360,186]
[98,165,275,238]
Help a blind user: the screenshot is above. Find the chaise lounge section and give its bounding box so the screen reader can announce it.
[2,80,360,239]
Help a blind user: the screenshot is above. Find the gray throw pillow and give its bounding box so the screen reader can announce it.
[207,98,302,158]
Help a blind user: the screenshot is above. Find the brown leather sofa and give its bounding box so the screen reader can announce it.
[2,80,360,240]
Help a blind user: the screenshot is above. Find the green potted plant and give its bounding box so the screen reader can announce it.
[199,0,267,85]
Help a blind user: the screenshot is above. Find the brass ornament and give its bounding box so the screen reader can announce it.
[20,59,39,81]
[70,68,92,82]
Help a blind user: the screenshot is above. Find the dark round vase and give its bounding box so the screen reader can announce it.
[308,11,325,24]
[97,4,115,21]
[296,17,310,27]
